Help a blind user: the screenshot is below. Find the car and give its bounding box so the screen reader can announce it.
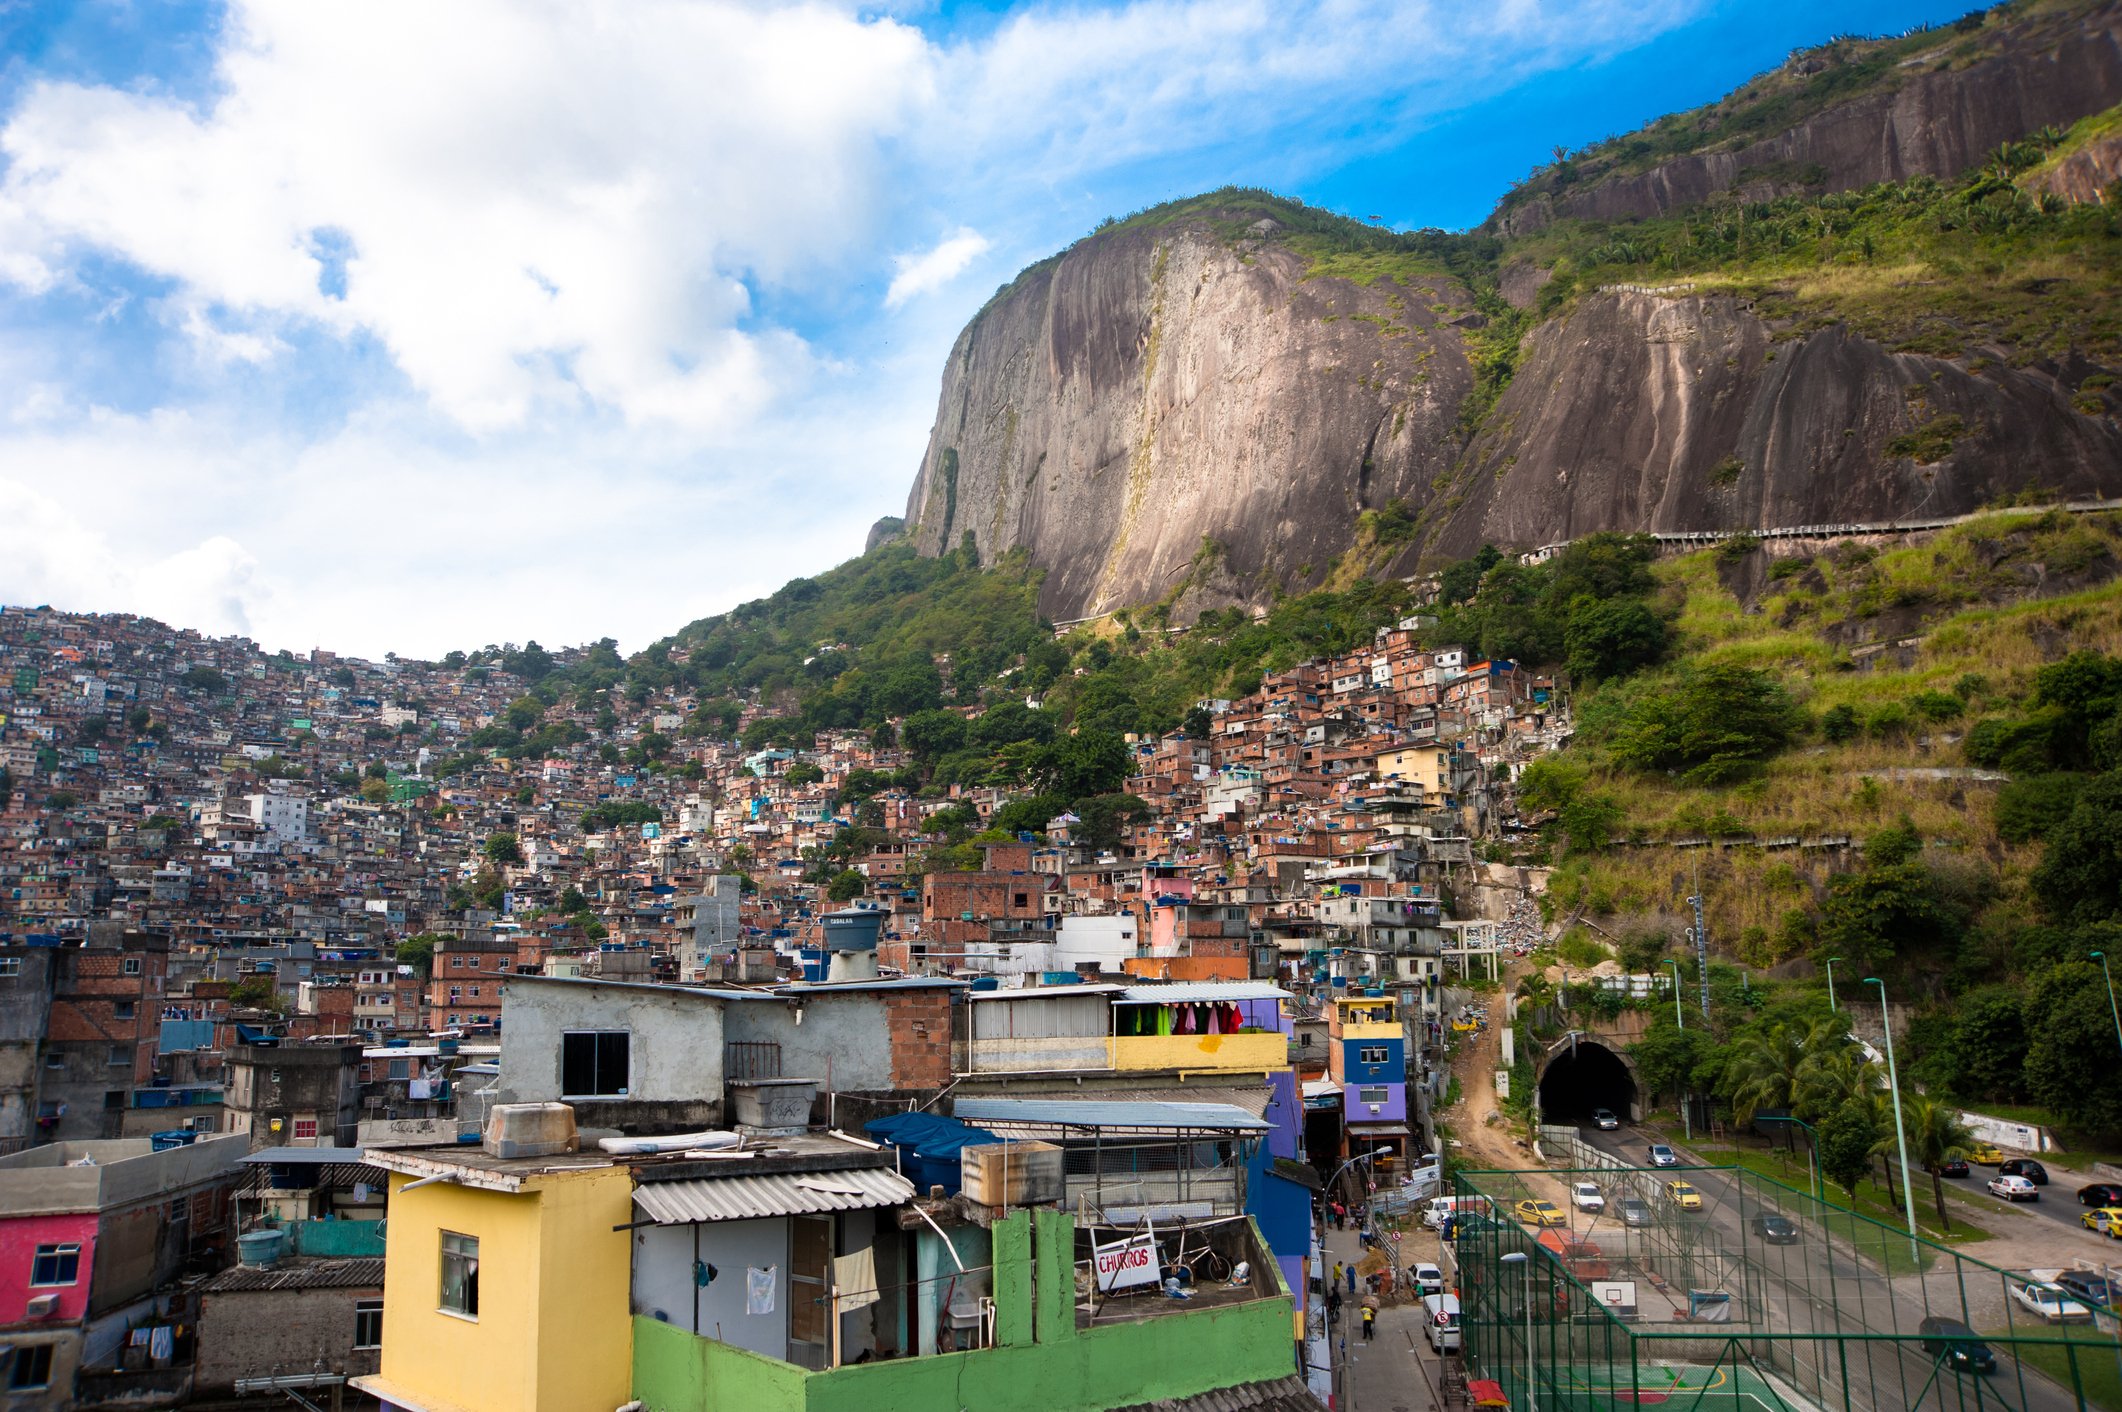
[1666,1180,1703,1211]
[1647,1143,1679,1168]
[2056,1270,2120,1311]
[2082,1207,2122,1237]
[2080,1182,2122,1207]
[1591,1108,1620,1130]
[1618,1197,1654,1228]
[1407,1263,1445,1298]
[1570,1182,1605,1213]
[1968,1143,2005,1165]
[1988,1174,2039,1202]
[1515,1198,1568,1228]
[2005,1277,2095,1324]
[1939,1157,1970,1178]
[1919,1316,1997,1374]
[1749,1213,1800,1245]
[1998,1158,2049,1185]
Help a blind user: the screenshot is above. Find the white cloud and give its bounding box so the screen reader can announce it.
[0,0,1708,654]
[886,228,991,307]
[0,0,935,429]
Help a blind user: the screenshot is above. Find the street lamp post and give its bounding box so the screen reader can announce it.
[1824,957,1842,1013]
[1865,977,1919,1255]
[1784,1115,1821,1203]
[2092,951,2122,1060]
[1500,1250,1534,1412]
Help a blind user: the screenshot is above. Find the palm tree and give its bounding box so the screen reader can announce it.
[1731,1019,1838,1151]
[1897,1093,1977,1233]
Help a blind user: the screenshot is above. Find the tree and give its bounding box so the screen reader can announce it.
[559,885,588,914]
[2024,961,2122,1137]
[1182,704,1214,739]
[1727,1021,1828,1144]
[1816,1101,1879,1202]
[484,832,524,867]
[1898,1093,1976,1231]
[1034,728,1133,801]
[2032,771,2122,925]
[1073,793,1152,850]
[396,933,446,979]
[182,665,228,695]
[1608,662,1799,784]
[1818,861,1963,977]
[826,869,866,903]
[783,761,825,787]
[227,975,280,1012]
[901,709,969,761]
[1565,597,1667,682]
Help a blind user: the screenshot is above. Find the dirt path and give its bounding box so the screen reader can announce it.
[1440,957,1540,1175]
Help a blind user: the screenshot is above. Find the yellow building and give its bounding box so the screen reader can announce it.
[1371,744,1453,798]
[351,1147,633,1412]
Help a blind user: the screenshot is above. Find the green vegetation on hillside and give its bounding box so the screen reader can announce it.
[1508,509,2122,1142]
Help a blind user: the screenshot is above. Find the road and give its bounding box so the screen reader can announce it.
[1571,1122,2089,1412]
[1951,1157,2122,1245]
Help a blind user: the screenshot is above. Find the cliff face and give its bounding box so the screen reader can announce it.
[1490,3,2122,237]
[903,226,1476,619]
[1425,292,2122,556]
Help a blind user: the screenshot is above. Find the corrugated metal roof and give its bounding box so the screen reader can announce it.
[204,1257,386,1293]
[1114,982,1291,1004]
[632,1166,916,1224]
[953,1098,1271,1132]
[238,1147,366,1165]
[967,983,1128,1001]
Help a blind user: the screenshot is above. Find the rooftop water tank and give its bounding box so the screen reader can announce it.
[821,905,884,982]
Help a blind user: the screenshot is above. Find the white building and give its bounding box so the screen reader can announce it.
[246,791,311,844]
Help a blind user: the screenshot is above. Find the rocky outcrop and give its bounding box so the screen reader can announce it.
[1426,292,2122,555]
[2025,118,2122,202]
[903,223,1477,619]
[1488,3,2122,237]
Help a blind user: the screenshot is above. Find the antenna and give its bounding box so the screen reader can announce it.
[1689,857,1709,1022]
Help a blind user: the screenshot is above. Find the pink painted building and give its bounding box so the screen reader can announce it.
[0,1210,97,1323]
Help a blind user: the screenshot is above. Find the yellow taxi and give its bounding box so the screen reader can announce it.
[1666,1180,1704,1211]
[1514,1198,1568,1228]
[1969,1143,2005,1165]
[2084,1207,2122,1239]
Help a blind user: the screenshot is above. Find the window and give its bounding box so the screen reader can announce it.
[451,955,464,969]
[114,1001,135,1019]
[44,1054,63,1071]
[354,1297,384,1349]
[1359,1086,1388,1105]
[168,1195,188,1223]
[1359,1046,1389,1065]
[439,1232,478,1317]
[292,1118,318,1142]
[108,1045,128,1067]
[9,1344,52,1390]
[121,957,142,976]
[561,1030,629,1097]
[0,957,20,978]
[103,1090,125,1109]
[468,986,479,999]
[30,1243,80,1287]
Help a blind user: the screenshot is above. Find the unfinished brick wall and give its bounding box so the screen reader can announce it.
[880,989,955,1091]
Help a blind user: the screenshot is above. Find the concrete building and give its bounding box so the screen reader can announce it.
[192,1255,385,1399]
[0,948,55,1151]
[224,1043,361,1150]
[0,1135,245,1410]
[674,874,741,983]
[245,790,311,844]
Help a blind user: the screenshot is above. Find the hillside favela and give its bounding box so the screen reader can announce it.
[12,2,2122,1411]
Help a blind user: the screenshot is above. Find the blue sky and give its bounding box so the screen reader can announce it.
[0,0,1979,657]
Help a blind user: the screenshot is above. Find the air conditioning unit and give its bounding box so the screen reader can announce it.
[25,1293,59,1318]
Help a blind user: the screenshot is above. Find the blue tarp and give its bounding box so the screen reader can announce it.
[864,1113,1003,1196]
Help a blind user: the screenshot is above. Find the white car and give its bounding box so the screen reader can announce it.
[1408,1262,1445,1298]
[1570,1181,1605,1213]
[2006,1278,2094,1324]
[1988,1174,2039,1202]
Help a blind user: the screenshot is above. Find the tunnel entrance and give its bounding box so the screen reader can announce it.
[1538,1040,1638,1122]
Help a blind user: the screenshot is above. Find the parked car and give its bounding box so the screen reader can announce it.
[1591,1108,1620,1130]
[2081,1206,2122,1237]
[1939,1157,1970,1178]
[1570,1182,1605,1213]
[1749,1213,1800,1245]
[1988,1174,2039,1202]
[2005,1277,2095,1324]
[1407,1263,1445,1299]
[2056,1270,2119,1311]
[1648,1143,1679,1168]
[1515,1198,1568,1228]
[1666,1180,1703,1211]
[1618,1197,1654,1228]
[1919,1316,1997,1374]
[2079,1182,2122,1207]
[1968,1143,2005,1165]
[1998,1158,2048,1185]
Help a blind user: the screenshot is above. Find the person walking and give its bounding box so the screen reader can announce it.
[1361,1303,1377,1341]
[1327,1287,1342,1326]
[1346,1262,1358,1294]
[1331,1261,1343,1293]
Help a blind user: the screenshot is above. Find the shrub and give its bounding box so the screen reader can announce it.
[1909,690,1963,722]
[1819,703,1860,742]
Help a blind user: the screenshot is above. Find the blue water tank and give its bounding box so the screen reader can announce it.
[820,905,884,954]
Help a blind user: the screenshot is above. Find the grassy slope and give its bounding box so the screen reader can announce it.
[1545,511,2122,954]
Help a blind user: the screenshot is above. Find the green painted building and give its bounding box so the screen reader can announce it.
[632,1208,1306,1412]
